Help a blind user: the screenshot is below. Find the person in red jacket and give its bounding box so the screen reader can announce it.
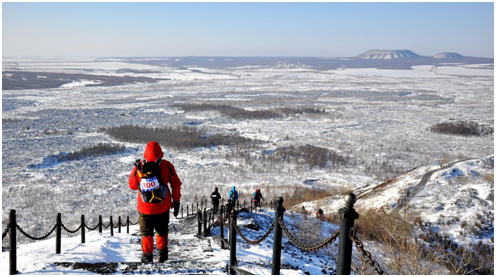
[129,141,182,264]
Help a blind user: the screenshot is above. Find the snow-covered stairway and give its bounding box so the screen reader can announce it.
[10,216,229,275]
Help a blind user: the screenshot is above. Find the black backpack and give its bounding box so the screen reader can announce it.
[135,158,168,204]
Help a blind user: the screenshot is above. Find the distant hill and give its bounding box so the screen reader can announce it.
[433,52,464,58]
[355,49,421,59]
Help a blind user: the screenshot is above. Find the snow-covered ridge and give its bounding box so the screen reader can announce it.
[433,52,464,59]
[296,156,494,248]
[355,49,421,59]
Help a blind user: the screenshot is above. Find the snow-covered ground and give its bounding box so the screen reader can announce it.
[2,57,493,274]
[1,209,341,275]
[296,157,494,249]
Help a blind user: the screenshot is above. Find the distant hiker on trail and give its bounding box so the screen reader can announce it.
[229,186,239,207]
[316,208,324,218]
[129,141,182,264]
[210,187,221,214]
[253,189,264,208]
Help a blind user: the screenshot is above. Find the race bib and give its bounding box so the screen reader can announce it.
[140,176,160,192]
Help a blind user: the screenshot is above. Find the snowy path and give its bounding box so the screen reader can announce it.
[2,209,340,275]
[397,158,479,208]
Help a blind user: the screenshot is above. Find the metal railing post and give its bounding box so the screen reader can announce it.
[228,200,237,274]
[56,213,61,254]
[98,215,102,233]
[181,206,184,219]
[110,216,114,236]
[81,215,85,244]
[272,197,285,275]
[187,205,189,217]
[203,209,208,237]
[197,210,202,237]
[9,210,17,275]
[220,206,225,249]
[337,193,359,275]
[118,216,122,233]
[127,216,130,234]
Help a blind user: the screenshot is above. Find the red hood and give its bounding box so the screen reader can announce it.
[143,141,164,162]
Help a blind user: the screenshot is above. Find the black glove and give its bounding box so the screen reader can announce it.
[173,201,180,217]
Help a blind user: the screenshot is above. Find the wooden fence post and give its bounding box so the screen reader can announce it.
[98,215,102,233]
[118,216,121,234]
[9,210,17,275]
[126,216,130,234]
[56,213,61,254]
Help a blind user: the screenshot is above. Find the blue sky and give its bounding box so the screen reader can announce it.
[2,2,494,57]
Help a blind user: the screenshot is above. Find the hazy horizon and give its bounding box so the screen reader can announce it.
[3,2,494,58]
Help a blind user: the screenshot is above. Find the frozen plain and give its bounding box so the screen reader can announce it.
[2,58,494,250]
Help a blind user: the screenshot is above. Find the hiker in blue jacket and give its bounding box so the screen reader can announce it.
[229,186,239,207]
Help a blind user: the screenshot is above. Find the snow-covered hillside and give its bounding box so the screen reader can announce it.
[433,52,464,59]
[295,156,494,249]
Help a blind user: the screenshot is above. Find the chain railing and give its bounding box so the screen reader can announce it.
[279,218,340,252]
[85,222,100,231]
[350,228,386,275]
[4,210,140,275]
[213,193,380,275]
[61,223,82,234]
[2,222,10,240]
[16,224,57,241]
[233,219,275,245]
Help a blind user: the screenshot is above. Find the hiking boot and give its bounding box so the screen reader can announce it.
[157,249,168,262]
[141,253,153,264]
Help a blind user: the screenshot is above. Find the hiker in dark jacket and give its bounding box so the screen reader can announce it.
[253,189,264,208]
[229,186,239,207]
[210,187,221,214]
[316,208,324,218]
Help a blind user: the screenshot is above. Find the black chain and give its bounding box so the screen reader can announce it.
[279,218,340,252]
[2,222,11,240]
[233,218,275,245]
[85,222,99,231]
[129,219,139,225]
[61,223,82,234]
[350,229,386,275]
[112,222,119,228]
[16,224,57,241]
[102,222,111,229]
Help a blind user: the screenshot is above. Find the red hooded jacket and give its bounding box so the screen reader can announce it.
[129,141,182,215]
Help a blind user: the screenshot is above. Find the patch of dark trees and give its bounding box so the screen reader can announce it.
[268,145,347,169]
[28,143,127,169]
[115,68,161,74]
[2,71,168,90]
[431,121,493,136]
[174,103,325,120]
[100,125,255,149]
[63,143,127,161]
